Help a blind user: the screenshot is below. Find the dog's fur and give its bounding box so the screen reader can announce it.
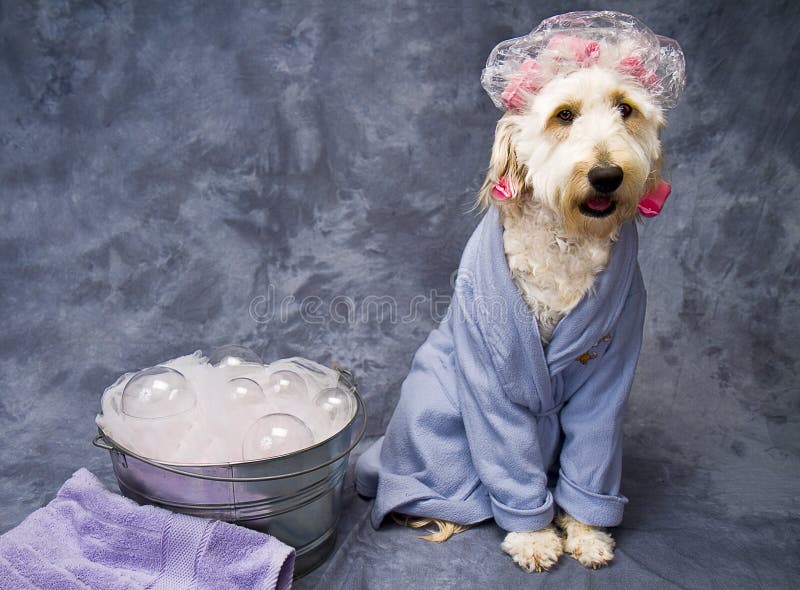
[395,64,666,571]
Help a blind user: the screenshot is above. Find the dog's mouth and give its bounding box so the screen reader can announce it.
[579,195,617,218]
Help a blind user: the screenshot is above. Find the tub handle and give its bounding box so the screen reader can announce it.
[92,433,114,451]
[92,371,368,483]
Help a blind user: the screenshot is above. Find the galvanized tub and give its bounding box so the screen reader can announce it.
[93,366,366,578]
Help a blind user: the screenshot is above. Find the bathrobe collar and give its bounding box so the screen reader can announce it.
[464,205,639,409]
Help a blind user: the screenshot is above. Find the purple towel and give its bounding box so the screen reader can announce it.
[0,469,295,590]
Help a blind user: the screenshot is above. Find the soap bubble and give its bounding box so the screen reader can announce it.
[313,387,355,424]
[287,358,329,378]
[225,378,267,406]
[121,367,196,419]
[264,369,308,399]
[242,413,315,460]
[207,345,262,369]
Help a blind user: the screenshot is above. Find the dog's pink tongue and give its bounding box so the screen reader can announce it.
[586,196,612,211]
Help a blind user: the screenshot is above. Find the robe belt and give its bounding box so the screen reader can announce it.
[534,400,565,417]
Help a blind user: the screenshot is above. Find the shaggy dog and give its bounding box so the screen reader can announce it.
[355,11,685,573]
[485,65,663,573]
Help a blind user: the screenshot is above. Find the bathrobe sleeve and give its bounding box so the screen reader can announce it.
[554,278,647,527]
[450,293,556,533]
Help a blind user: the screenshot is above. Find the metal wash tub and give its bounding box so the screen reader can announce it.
[93,366,366,578]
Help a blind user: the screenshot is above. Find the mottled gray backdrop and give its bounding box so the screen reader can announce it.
[1,1,798,588]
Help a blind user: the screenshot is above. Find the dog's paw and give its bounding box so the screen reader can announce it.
[556,513,615,569]
[500,525,563,573]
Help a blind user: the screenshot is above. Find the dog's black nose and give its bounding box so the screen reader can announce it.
[588,165,624,193]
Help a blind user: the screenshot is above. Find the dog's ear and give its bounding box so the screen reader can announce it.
[476,114,529,210]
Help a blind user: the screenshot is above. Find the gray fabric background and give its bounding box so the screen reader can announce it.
[1,1,798,588]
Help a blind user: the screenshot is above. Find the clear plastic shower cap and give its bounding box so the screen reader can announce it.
[481,11,686,111]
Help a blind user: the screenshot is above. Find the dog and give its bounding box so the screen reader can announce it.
[355,11,685,573]
[482,49,665,573]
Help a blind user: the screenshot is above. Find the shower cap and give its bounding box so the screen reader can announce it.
[481,11,686,111]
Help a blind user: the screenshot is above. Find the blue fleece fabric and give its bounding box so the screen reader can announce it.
[355,205,646,532]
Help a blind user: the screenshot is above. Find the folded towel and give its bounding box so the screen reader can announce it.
[0,468,294,590]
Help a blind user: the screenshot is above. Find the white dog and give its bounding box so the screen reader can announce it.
[355,11,685,573]
[488,62,664,573]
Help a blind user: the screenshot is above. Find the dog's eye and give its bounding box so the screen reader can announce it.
[617,103,633,119]
[557,109,574,122]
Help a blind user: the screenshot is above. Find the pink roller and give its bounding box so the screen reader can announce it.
[637,180,671,217]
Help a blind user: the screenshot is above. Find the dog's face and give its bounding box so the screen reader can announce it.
[481,66,666,239]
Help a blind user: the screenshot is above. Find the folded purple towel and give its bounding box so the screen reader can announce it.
[0,468,295,590]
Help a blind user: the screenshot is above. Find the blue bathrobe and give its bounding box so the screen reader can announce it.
[355,206,646,532]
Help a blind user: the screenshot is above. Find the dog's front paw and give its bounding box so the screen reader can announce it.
[556,513,615,569]
[500,525,563,573]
